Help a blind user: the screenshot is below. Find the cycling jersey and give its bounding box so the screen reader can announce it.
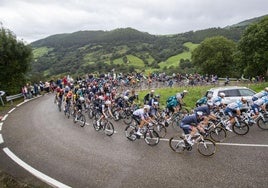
[194,105,210,116]
[252,91,268,101]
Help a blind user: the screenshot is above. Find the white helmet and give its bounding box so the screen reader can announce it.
[153,101,159,105]
[123,96,129,101]
[207,93,213,98]
[98,96,104,100]
[207,101,213,106]
[183,90,188,93]
[219,92,225,97]
[265,87,268,92]
[151,89,155,93]
[105,100,111,105]
[79,97,85,102]
[143,105,150,110]
[196,111,203,116]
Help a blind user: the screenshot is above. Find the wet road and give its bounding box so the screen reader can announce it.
[1,94,268,188]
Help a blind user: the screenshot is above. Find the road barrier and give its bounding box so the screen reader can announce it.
[6,93,24,105]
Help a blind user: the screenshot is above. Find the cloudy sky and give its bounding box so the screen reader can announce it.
[0,0,268,43]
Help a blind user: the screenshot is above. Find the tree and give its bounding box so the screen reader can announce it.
[192,36,236,77]
[0,26,32,94]
[237,16,268,78]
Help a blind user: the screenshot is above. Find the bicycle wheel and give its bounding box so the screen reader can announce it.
[232,121,249,135]
[92,118,101,131]
[125,124,137,141]
[87,108,94,119]
[112,109,121,121]
[154,124,167,138]
[104,121,114,136]
[169,135,185,153]
[209,127,227,142]
[144,130,160,146]
[123,115,133,125]
[78,114,86,127]
[197,138,216,156]
[257,116,268,130]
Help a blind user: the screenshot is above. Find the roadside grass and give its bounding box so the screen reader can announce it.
[137,82,268,110]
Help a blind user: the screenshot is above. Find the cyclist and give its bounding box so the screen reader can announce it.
[96,99,115,127]
[132,105,153,136]
[194,101,217,126]
[195,93,213,107]
[252,87,268,101]
[175,90,188,110]
[224,97,248,132]
[148,94,160,106]
[179,111,205,146]
[143,89,155,104]
[251,95,268,121]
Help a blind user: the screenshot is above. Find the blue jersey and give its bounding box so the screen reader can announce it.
[181,114,200,125]
[194,105,210,116]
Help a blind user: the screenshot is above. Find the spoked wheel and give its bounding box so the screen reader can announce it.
[78,114,86,127]
[125,124,137,141]
[123,115,133,125]
[154,124,167,138]
[104,121,114,136]
[209,127,227,142]
[87,108,94,119]
[232,121,249,135]
[171,116,182,132]
[112,110,121,121]
[144,130,160,146]
[197,138,216,156]
[257,115,268,130]
[93,118,102,131]
[169,135,185,153]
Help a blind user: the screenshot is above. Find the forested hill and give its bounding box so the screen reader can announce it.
[30,15,266,79]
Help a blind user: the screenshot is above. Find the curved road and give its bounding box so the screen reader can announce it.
[1,94,268,188]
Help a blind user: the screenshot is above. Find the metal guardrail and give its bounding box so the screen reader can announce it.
[6,93,24,105]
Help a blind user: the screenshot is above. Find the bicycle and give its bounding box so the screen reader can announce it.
[255,111,268,130]
[73,109,86,127]
[205,120,227,142]
[125,120,160,146]
[231,116,249,135]
[169,131,216,156]
[92,116,114,136]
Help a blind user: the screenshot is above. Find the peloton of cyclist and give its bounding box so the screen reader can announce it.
[250,95,268,121]
[252,87,268,101]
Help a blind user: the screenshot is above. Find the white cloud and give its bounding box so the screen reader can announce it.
[0,0,267,43]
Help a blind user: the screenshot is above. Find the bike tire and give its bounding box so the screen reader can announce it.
[144,130,160,146]
[197,138,216,156]
[124,124,137,141]
[154,124,167,138]
[92,119,102,131]
[78,114,86,127]
[232,121,249,135]
[257,116,268,130]
[169,135,185,153]
[104,121,114,136]
[123,115,133,125]
[209,127,227,142]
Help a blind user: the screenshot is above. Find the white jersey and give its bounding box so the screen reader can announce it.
[133,108,148,119]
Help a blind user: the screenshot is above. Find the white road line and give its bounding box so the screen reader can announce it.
[0,134,3,144]
[17,101,26,107]
[8,108,16,114]
[216,143,268,147]
[1,114,8,121]
[3,147,72,188]
[0,122,3,131]
[160,138,268,147]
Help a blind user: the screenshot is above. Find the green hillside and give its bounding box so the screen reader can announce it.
[30,15,264,79]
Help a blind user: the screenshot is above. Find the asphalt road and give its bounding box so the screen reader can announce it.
[1,94,268,188]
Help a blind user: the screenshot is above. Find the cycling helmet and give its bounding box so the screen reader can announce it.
[79,97,85,102]
[98,96,105,100]
[265,87,268,92]
[207,93,213,98]
[151,89,155,93]
[219,92,225,97]
[123,96,129,101]
[207,101,213,106]
[196,111,203,116]
[143,105,150,110]
[153,101,159,105]
[183,90,188,93]
[105,100,111,105]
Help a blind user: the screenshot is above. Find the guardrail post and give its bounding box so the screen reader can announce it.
[0,95,4,106]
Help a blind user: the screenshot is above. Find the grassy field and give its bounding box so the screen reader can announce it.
[136,82,267,110]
